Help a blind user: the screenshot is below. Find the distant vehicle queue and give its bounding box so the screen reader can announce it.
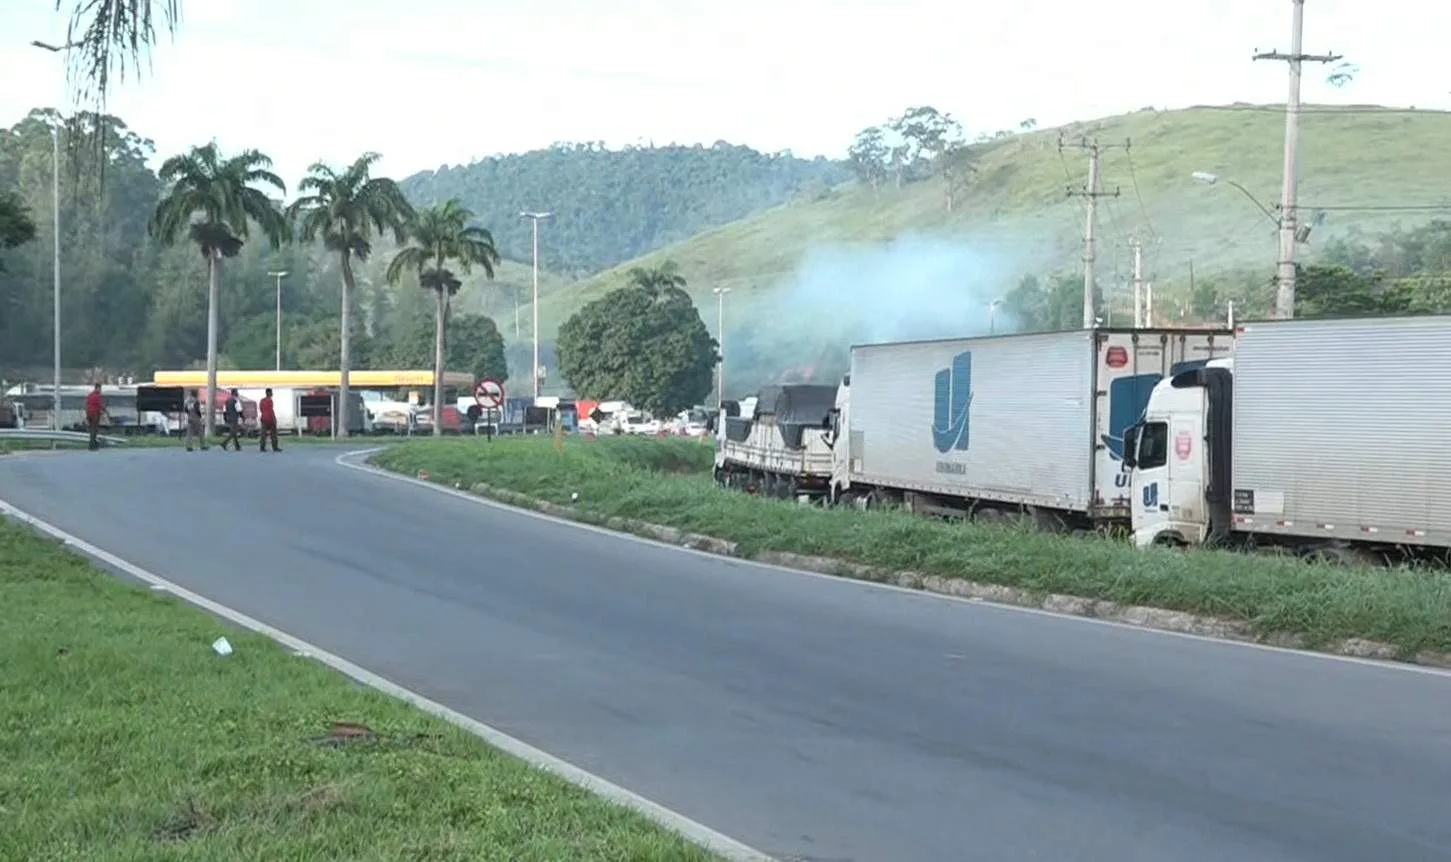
[1,368,714,441]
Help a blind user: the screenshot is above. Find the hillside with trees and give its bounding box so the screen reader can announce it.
[533,103,1451,393]
[399,142,850,275]
[0,107,839,384]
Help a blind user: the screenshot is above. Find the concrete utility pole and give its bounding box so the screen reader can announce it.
[31,39,76,429]
[519,211,552,399]
[268,270,288,371]
[1061,137,1124,330]
[713,287,731,408]
[1255,0,1341,319]
[1131,239,1144,328]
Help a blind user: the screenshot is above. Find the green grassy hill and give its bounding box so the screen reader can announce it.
[525,103,1451,389]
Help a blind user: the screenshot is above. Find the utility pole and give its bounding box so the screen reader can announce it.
[268,270,288,371]
[1061,137,1123,329]
[31,39,76,430]
[713,287,731,408]
[1131,239,1144,328]
[519,211,552,399]
[1255,0,1341,319]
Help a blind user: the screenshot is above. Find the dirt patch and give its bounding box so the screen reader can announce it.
[308,721,444,752]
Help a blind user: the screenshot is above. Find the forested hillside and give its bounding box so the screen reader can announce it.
[0,108,841,382]
[535,104,1451,391]
[399,142,850,274]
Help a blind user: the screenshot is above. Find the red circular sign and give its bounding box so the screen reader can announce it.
[1105,346,1129,368]
[474,378,504,409]
[1174,430,1193,460]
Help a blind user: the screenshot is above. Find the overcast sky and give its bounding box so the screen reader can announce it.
[1,0,1446,187]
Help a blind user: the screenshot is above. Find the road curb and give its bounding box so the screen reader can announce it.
[406,473,1451,671]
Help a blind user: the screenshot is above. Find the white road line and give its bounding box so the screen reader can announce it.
[335,447,1451,681]
[0,494,778,862]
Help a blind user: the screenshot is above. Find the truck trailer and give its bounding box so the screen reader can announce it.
[714,384,839,498]
[830,327,1234,531]
[1125,316,1451,564]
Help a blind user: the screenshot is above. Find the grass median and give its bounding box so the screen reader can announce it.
[372,436,1451,659]
[0,518,720,862]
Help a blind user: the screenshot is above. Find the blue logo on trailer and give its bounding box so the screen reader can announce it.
[1102,359,1209,462]
[932,350,973,454]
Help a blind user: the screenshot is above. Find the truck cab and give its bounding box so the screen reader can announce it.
[1125,357,1233,548]
[827,374,853,504]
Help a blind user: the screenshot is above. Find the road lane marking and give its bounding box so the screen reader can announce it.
[0,494,779,862]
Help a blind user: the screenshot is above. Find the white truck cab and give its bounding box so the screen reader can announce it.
[1125,357,1233,548]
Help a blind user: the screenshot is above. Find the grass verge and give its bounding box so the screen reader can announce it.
[0,517,719,861]
[372,436,1451,660]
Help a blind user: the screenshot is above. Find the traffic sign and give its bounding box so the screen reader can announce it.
[474,377,505,409]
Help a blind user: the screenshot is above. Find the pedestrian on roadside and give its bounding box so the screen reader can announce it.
[259,387,281,452]
[182,388,208,451]
[85,383,110,451]
[220,388,243,451]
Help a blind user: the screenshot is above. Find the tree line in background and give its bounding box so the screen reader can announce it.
[0,110,508,435]
[401,142,849,276]
[1002,220,1451,332]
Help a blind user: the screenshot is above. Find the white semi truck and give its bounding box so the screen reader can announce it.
[828,327,1234,531]
[1124,315,1451,564]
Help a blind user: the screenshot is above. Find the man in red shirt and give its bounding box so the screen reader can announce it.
[85,383,109,450]
[258,387,280,452]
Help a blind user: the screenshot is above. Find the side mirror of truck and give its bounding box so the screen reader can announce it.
[1122,425,1139,469]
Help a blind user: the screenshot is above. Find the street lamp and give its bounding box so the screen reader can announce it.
[712,287,731,407]
[1191,171,1281,227]
[268,270,288,370]
[519,211,553,400]
[988,298,1004,334]
[31,38,78,429]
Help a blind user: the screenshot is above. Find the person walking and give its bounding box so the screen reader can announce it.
[183,388,208,451]
[84,383,110,451]
[219,388,243,451]
[258,387,281,452]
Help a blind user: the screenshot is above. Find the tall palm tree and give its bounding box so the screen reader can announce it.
[57,1,181,113]
[149,141,288,437]
[385,199,499,435]
[287,153,413,437]
[627,259,688,292]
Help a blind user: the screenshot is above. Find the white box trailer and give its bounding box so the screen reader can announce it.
[833,327,1233,529]
[1128,315,1451,562]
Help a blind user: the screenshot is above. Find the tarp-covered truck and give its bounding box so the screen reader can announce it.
[830,327,1234,531]
[1126,316,1451,564]
[714,384,839,499]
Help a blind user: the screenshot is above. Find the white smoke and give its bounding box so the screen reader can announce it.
[729,233,1025,386]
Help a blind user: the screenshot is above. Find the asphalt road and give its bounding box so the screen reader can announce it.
[2,445,1450,862]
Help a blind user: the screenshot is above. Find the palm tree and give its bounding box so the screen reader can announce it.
[385,199,499,435]
[627,260,688,291]
[287,153,413,437]
[58,1,181,114]
[149,141,288,437]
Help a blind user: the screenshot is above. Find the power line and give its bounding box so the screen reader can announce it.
[1060,136,1124,328]
[1122,146,1159,242]
[1303,203,1451,212]
[1194,104,1448,116]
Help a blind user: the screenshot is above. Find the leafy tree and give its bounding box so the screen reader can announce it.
[0,190,37,270]
[385,199,500,433]
[288,152,413,438]
[846,127,889,191]
[1003,272,1084,332]
[556,262,717,415]
[384,311,508,384]
[149,142,288,435]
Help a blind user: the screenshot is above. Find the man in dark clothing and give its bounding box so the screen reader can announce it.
[85,383,109,450]
[259,388,281,452]
[220,388,243,451]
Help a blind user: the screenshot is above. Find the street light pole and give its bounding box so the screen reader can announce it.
[268,270,289,370]
[988,298,1003,334]
[519,211,552,400]
[712,287,731,407]
[31,39,76,430]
